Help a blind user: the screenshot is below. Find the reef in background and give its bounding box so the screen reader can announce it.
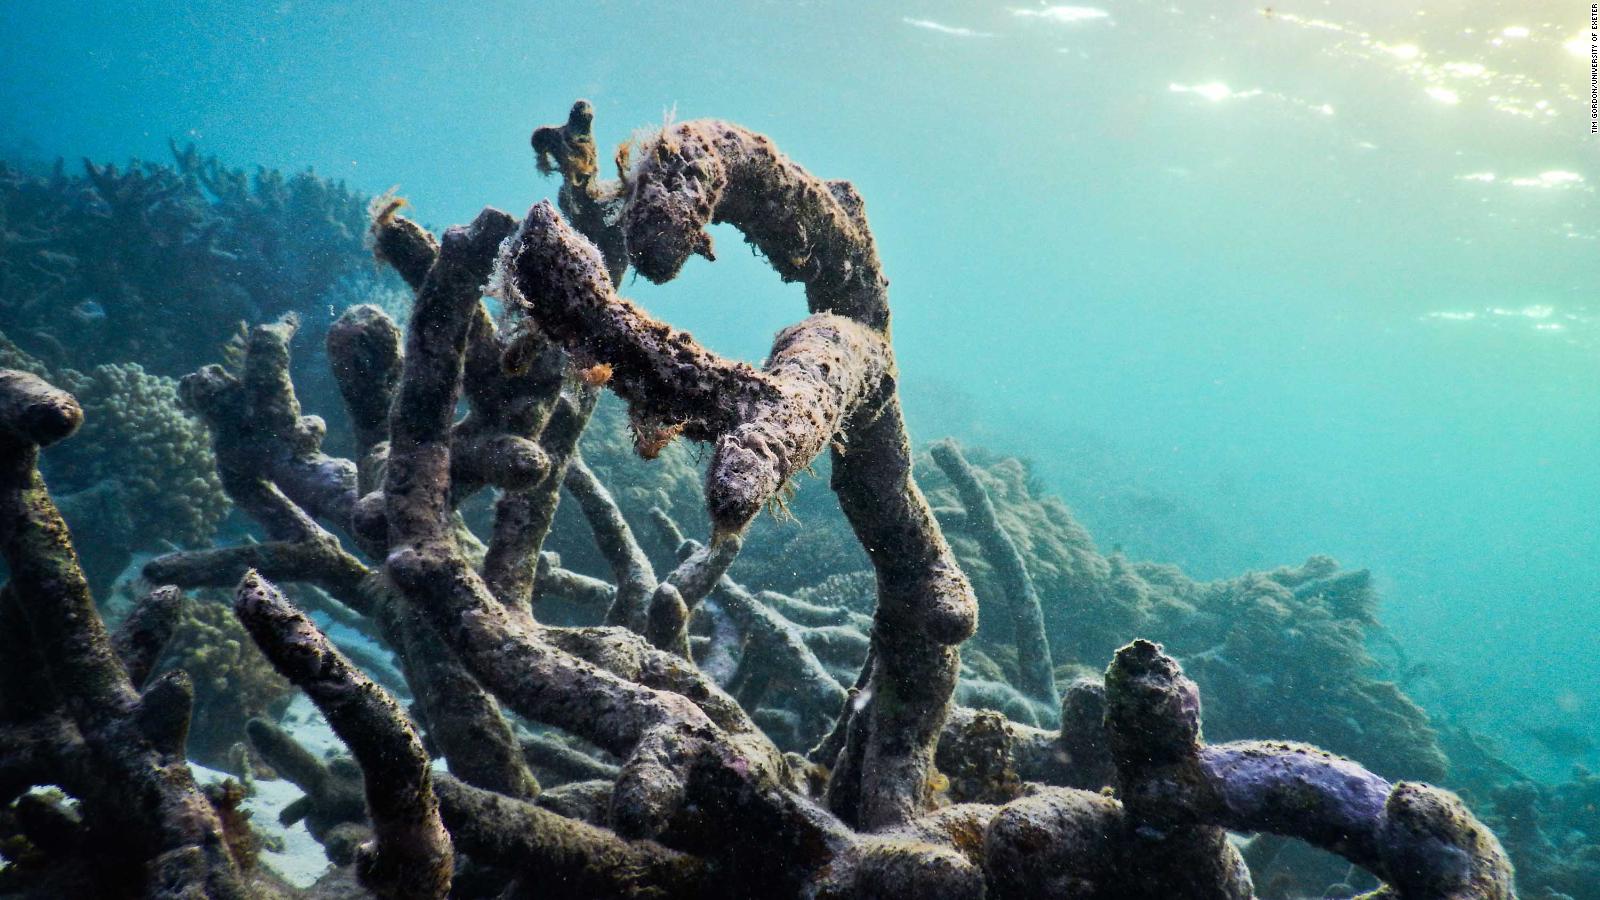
[0,146,412,593]
[0,147,406,438]
[0,103,1547,898]
[571,394,1447,784]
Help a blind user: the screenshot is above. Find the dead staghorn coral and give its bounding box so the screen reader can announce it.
[530,99,628,286]
[233,571,451,900]
[152,589,295,770]
[498,111,978,831]
[141,303,543,805]
[916,450,1450,784]
[0,370,252,897]
[0,331,231,594]
[931,438,1060,715]
[1,102,1519,900]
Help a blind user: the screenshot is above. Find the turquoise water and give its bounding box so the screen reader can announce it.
[3,0,1595,782]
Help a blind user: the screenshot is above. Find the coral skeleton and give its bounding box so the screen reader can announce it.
[0,370,252,897]
[0,102,1517,899]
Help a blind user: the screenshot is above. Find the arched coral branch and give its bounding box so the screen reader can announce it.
[496,116,977,828]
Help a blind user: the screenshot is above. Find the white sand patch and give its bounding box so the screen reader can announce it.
[188,694,347,887]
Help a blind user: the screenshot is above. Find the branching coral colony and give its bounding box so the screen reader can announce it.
[0,101,1515,899]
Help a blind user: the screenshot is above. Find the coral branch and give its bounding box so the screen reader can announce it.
[382,208,518,543]
[645,533,742,656]
[144,518,372,609]
[0,370,82,446]
[217,315,359,526]
[1104,639,1513,899]
[245,718,368,858]
[826,396,974,829]
[484,388,597,609]
[717,581,846,734]
[531,99,630,285]
[644,508,845,733]
[0,368,247,897]
[450,302,563,501]
[326,303,404,483]
[619,121,889,330]
[496,200,895,534]
[381,597,540,799]
[496,199,768,433]
[533,551,617,611]
[563,456,656,630]
[930,439,1059,712]
[370,204,439,292]
[937,677,1116,804]
[110,584,184,690]
[520,733,620,785]
[234,570,453,900]
[704,316,892,533]
[434,774,706,898]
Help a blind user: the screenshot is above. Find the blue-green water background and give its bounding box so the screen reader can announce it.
[4,0,1596,777]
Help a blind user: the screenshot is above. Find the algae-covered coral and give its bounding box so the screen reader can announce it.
[151,591,296,770]
[0,103,1536,899]
[0,330,230,592]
